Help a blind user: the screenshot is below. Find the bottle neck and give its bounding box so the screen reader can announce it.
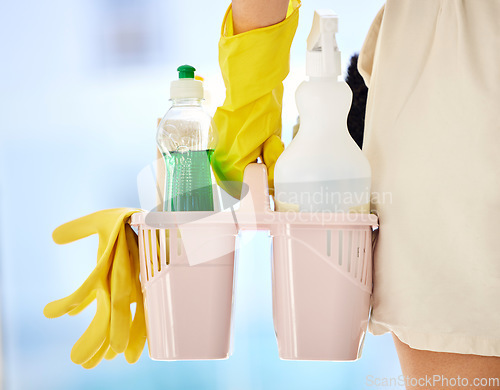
[294,77,352,141]
[308,76,339,82]
[171,98,202,107]
[295,121,351,143]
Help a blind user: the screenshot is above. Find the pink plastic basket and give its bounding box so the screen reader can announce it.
[271,220,373,360]
[130,212,237,360]
[130,163,378,361]
[237,164,378,361]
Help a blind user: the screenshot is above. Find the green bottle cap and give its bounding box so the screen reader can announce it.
[177,65,196,79]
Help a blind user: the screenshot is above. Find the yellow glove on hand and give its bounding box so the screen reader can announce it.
[44,208,146,368]
[212,0,300,198]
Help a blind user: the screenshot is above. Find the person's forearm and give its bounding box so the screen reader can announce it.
[232,0,289,34]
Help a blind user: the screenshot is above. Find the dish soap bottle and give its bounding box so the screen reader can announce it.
[156,65,218,211]
[274,10,371,213]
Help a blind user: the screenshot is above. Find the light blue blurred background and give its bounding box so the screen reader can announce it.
[0,0,403,389]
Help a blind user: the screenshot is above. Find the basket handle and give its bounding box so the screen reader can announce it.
[238,163,271,215]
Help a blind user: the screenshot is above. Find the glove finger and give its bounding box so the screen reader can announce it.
[124,297,147,364]
[125,225,146,364]
[48,210,137,318]
[70,285,111,365]
[52,214,99,245]
[157,231,162,268]
[81,335,111,369]
[128,226,144,303]
[165,230,170,266]
[125,226,141,303]
[109,226,132,353]
[125,224,139,265]
[53,208,138,260]
[68,291,96,316]
[151,229,162,274]
[43,248,114,319]
[104,346,118,361]
[44,289,95,319]
[262,134,284,168]
[262,134,285,195]
[144,230,157,278]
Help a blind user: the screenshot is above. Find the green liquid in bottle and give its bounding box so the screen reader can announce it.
[163,149,214,211]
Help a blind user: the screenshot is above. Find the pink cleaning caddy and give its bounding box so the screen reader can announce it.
[130,209,237,360]
[130,163,378,361]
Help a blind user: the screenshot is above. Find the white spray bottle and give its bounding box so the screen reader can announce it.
[274,10,371,213]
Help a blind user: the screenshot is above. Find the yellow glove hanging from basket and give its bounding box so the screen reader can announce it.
[212,0,300,198]
[43,208,147,368]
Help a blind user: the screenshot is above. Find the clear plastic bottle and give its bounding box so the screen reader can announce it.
[156,65,218,211]
[274,10,371,213]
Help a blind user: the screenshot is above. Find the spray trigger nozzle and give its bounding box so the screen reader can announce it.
[306,10,342,78]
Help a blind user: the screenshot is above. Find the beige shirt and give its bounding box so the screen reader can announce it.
[359,0,500,356]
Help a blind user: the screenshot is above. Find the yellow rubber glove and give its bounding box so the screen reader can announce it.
[82,224,146,368]
[212,0,300,198]
[109,223,132,354]
[123,224,147,364]
[44,208,145,368]
[82,223,133,369]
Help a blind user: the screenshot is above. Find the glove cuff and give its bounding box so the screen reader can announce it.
[218,0,300,109]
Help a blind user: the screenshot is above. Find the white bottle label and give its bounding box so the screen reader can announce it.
[275,177,371,213]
